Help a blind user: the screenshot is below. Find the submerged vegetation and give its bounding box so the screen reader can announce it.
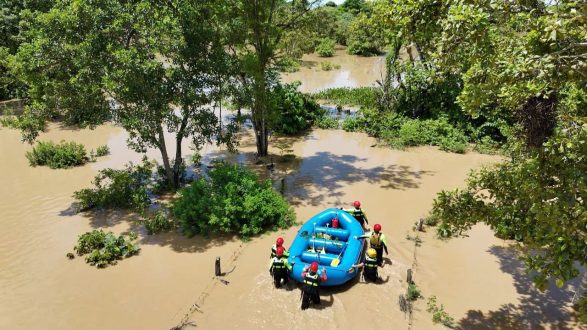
[173,162,295,239]
[26,140,88,168]
[73,159,154,212]
[71,230,140,268]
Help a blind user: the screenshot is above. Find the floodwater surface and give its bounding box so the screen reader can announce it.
[281,48,385,93]
[0,52,582,329]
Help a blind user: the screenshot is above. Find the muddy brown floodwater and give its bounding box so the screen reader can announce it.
[1,51,583,330]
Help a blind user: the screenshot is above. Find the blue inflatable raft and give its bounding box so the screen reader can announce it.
[288,208,365,286]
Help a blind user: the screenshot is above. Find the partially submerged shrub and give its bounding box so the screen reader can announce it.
[26,140,88,168]
[95,145,110,157]
[427,296,455,328]
[407,283,422,301]
[72,230,140,268]
[144,210,174,235]
[320,61,340,71]
[73,159,154,212]
[273,82,322,135]
[173,162,295,238]
[276,56,301,73]
[342,116,360,132]
[395,119,469,153]
[313,87,378,109]
[316,38,336,57]
[315,115,339,129]
[575,297,587,324]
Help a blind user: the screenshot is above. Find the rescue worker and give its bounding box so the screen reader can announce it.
[269,247,293,288]
[301,262,327,310]
[355,223,388,266]
[342,200,369,230]
[351,248,381,282]
[270,237,289,258]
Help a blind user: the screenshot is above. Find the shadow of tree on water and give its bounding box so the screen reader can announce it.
[458,245,582,330]
[285,151,433,206]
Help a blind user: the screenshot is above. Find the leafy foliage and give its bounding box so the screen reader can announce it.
[316,38,336,57]
[73,159,154,212]
[26,140,88,168]
[272,82,322,135]
[72,230,140,268]
[407,282,421,301]
[346,11,384,56]
[143,210,174,235]
[319,61,340,71]
[315,114,339,129]
[313,87,378,109]
[94,145,109,157]
[427,296,455,329]
[173,162,295,238]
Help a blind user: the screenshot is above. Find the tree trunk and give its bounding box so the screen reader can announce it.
[157,126,174,188]
[173,114,189,188]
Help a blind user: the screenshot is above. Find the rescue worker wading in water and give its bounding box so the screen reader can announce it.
[269,247,293,288]
[355,223,388,266]
[270,237,289,258]
[351,248,382,282]
[342,200,369,230]
[301,262,327,310]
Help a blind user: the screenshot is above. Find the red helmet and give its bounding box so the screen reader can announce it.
[353,200,361,208]
[276,246,284,257]
[276,237,284,246]
[310,262,319,273]
[374,224,381,232]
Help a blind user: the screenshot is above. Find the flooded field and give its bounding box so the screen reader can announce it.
[0,51,582,329]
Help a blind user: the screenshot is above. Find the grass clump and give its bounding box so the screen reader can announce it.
[143,210,174,235]
[313,87,378,109]
[427,296,455,328]
[26,140,88,168]
[72,230,140,268]
[407,283,422,301]
[173,162,295,239]
[94,145,110,157]
[73,159,154,212]
[320,61,341,71]
[315,115,338,129]
[316,38,336,57]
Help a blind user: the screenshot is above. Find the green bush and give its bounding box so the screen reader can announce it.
[72,230,140,268]
[342,116,361,132]
[95,145,110,157]
[313,87,378,108]
[575,297,587,324]
[427,296,455,328]
[26,140,88,168]
[172,162,295,238]
[315,115,339,129]
[320,61,340,71]
[395,119,469,153]
[316,38,336,57]
[276,56,301,73]
[407,283,422,301]
[144,210,174,235]
[474,136,501,154]
[73,159,154,212]
[272,82,322,135]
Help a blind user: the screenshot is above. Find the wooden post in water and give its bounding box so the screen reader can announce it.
[215,257,221,276]
[407,269,413,284]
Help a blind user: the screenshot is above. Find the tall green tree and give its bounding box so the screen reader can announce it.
[11,0,234,188]
[427,1,587,289]
[226,0,320,157]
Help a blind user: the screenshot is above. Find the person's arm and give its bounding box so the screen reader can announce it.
[382,234,389,255]
[268,259,274,272]
[354,234,369,239]
[341,208,354,213]
[285,259,293,271]
[363,209,369,225]
[319,268,328,282]
[351,263,364,268]
[301,266,308,278]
